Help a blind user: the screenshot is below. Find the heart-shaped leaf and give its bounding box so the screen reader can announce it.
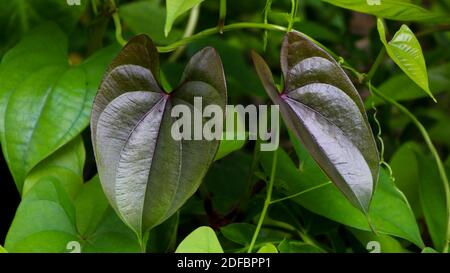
[377,19,434,102]
[91,35,226,238]
[5,176,141,253]
[252,31,379,213]
[0,23,118,192]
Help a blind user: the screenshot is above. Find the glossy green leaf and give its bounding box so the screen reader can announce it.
[377,19,434,102]
[22,136,85,199]
[91,35,226,238]
[277,240,325,253]
[416,153,450,252]
[5,176,140,253]
[260,147,424,247]
[0,23,118,192]
[165,0,205,37]
[252,31,379,213]
[257,243,278,253]
[175,226,224,253]
[322,0,449,23]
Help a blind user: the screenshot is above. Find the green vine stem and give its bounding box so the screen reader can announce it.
[110,0,126,46]
[158,22,287,53]
[247,150,278,253]
[365,47,386,82]
[106,6,450,250]
[262,0,273,50]
[287,0,298,32]
[218,0,227,33]
[169,4,201,62]
[270,182,332,204]
[367,82,395,180]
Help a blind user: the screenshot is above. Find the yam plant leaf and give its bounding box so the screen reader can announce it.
[0,23,118,192]
[175,226,223,253]
[5,176,140,253]
[164,0,205,37]
[91,35,226,238]
[258,243,278,253]
[322,0,449,23]
[22,136,85,200]
[252,31,379,213]
[120,0,183,44]
[260,147,424,248]
[377,19,434,102]
[416,153,450,253]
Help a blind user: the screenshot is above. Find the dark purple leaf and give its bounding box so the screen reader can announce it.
[252,31,379,213]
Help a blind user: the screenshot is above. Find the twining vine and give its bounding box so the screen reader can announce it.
[102,0,450,252]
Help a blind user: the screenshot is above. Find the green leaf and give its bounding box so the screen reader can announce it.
[0,245,7,253]
[389,142,423,218]
[260,147,424,248]
[257,243,278,253]
[252,31,379,213]
[322,0,449,23]
[416,153,450,252]
[422,247,438,253]
[0,23,118,192]
[377,19,434,102]
[165,0,205,37]
[277,240,324,253]
[214,110,247,161]
[349,228,409,253]
[6,178,80,253]
[5,176,140,253]
[366,63,450,106]
[91,35,226,238]
[175,226,224,253]
[22,136,85,199]
[215,138,246,161]
[120,1,183,44]
[74,176,141,253]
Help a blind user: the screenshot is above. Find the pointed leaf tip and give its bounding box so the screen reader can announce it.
[92,35,226,236]
[253,31,379,213]
[377,19,435,102]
